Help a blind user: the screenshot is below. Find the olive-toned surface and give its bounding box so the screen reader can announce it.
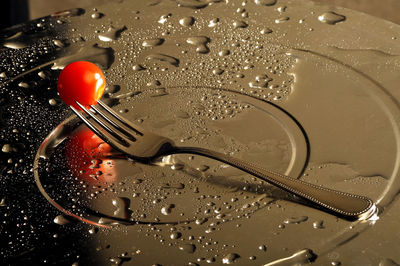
[29,0,400,25]
[1,0,400,265]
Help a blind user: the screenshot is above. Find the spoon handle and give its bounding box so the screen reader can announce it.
[175,146,376,220]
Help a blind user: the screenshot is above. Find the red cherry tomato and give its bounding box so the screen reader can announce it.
[65,127,117,184]
[57,61,105,110]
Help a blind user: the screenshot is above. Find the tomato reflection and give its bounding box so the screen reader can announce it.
[65,127,118,183]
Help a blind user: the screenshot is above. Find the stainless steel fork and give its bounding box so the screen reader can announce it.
[71,100,377,221]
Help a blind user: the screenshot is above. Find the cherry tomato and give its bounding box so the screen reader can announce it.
[65,127,117,184]
[57,61,105,110]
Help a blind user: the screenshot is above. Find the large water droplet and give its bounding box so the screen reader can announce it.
[179,16,195,27]
[318,12,346,25]
[186,36,210,54]
[275,17,290,23]
[233,20,248,29]
[52,45,115,70]
[53,39,67,48]
[222,253,240,264]
[265,249,317,265]
[161,204,175,215]
[283,216,308,224]
[142,38,164,47]
[158,13,172,24]
[208,18,219,27]
[146,53,180,67]
[112,197,132,219]
[2,32,31,49]
[218,49,230,56]
[132,64,146,71]
[313,220,324,229]
[170,231,182,239]
[91,12,104,19]
[51,8,85,17]
[254,0,277,6]
[177,0,220,9]
[179,244,196,253]
[53,215,71,225]
[98,25,127,42]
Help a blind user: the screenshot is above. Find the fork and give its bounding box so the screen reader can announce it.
[71,100,377,221]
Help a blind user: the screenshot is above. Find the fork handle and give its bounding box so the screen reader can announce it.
[174,146,376,220]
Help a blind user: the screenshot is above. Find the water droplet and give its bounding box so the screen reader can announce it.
[283,216,308,224]
[52,45,115,70]
[53,215,71,225]
[318,12,346,25]
[158,13,172,24]
[276,5,287,12]
[266,249,317,265]
[218,49,230,56]
[222,253,240,264]
[132,64,146,71]
[91,12,104,19]
[142,38,165,47]
[151,88,168,97]
[171,163,184,170]
[313,220,324,229]
[275,17,290,23]
[260,28,273,34]
[147,80,161,87]
[212,68,224,75]
[112,197,132,219]
[208,18,219,27]
[170,232,182,239]
[132,178,143,184]
[162,182,185,189]
[179,244,196,253]
[259,245,267,251]
[233,20,248,29]
[195,218,208,225]
[179,16,195,27]
[248,75,271,89]
[254,0,277,6]
[18,82,30,89]
[186,36,210,54]
[49,99,58,106]
[89,227,98,234]
[38,71,49,79]
[177,0,217,9]
[98,25,127,42]
[207,257,216,263]
[379,258,399,266]
[51,8,85,17]
[53,39,66,48]
[161,204,175,215]
[2,144,18,153]
[146,53,180,67]
[2,32,28,49]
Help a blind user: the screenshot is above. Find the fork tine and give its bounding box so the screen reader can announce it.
[97,100,143,136]
[74,102,130,147]
[91,104,137,141]
[70,106,129,154]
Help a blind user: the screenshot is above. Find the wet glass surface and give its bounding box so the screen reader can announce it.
[1,0,400,265]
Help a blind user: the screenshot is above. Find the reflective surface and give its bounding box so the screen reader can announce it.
[1,0,400,265]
